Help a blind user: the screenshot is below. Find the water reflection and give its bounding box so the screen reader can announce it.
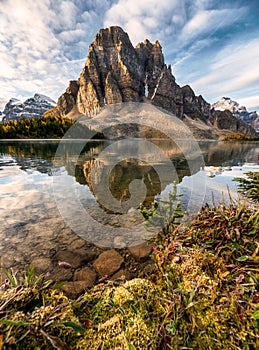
[77,158,162,209]
[1,140,259,210]
[0,140,259,271]
[200,141,259,166]
[71,140,258,210]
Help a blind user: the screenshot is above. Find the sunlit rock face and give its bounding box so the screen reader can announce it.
[57,81,79,116]
[57,26,209,121]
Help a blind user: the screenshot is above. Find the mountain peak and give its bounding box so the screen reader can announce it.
[154,40,162,48]
[2,94,56,121]
[213,97,246,112]
[93,26,131,48]
[58,25,206,120]
[9,98,22,105]
[212,97,259,130]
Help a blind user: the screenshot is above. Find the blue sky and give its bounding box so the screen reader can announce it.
[0,0,259,111]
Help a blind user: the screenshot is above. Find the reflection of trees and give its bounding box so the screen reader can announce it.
[0,141,103,174]
[200,141,259,166]
[0,141,59,160]
[0,141,59,174]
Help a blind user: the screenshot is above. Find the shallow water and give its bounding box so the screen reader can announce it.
[0,139,258,271]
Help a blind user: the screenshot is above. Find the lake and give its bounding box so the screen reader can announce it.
[0,139,258,273]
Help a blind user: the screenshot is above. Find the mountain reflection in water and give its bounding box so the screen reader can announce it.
[0,139,258,271]
[1,140,259,211]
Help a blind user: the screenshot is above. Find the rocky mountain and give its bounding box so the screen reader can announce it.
[209,109,256,135]
[2,94,56,121]
[212,97,259,130]
[56,26,256,137]
[57,26,210,121]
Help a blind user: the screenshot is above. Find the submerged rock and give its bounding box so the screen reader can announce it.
[93,249,124,276]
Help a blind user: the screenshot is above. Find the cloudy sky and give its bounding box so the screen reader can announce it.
[0,0,259,111]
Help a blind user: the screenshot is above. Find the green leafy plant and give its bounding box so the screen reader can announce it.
[234,171,259,201]
[139,182,184,235]
[149,202,259,349]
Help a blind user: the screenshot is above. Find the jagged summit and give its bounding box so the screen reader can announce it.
[33,93,56,105]
[213,97,246,113]
[56,26,256,137]
[212,97,259,130]
[2,93,56,121]
[93,26,132,48]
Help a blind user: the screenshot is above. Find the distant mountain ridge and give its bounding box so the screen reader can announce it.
[55,26,256,138]
[212,97,259,131]
[1,93,56,121]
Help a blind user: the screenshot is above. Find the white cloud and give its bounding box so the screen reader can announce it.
[0,0,110,105]
[104,0,247,52]
[181,7,246,40]
[104,0,187,44]
[190,37,259,110]
[0,98,8,111]
[237,95,259,112]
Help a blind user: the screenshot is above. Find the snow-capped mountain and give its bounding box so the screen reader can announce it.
[212,97,259,130]
[2,94,56,121]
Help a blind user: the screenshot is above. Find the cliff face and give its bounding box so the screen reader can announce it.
[56,26,256,136]
[57,26,208,121]
[57,81,79,116]
[182,85,210,122]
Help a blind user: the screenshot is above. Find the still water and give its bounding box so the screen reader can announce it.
[0,139,258,271]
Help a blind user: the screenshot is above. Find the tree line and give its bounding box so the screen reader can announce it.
[0,115,75,139]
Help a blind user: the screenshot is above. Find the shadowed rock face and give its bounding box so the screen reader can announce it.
[182,85,210,122]
[57,81,79,116]
[56,26,208,121]
[212,97,259,130]
[210,109,256,136]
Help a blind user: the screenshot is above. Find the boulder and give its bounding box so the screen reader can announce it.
[93,249,124,276]
[128,242,152,261]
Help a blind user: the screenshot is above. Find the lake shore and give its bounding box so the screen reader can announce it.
[0,140,258,348]
[0,186,258,349]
